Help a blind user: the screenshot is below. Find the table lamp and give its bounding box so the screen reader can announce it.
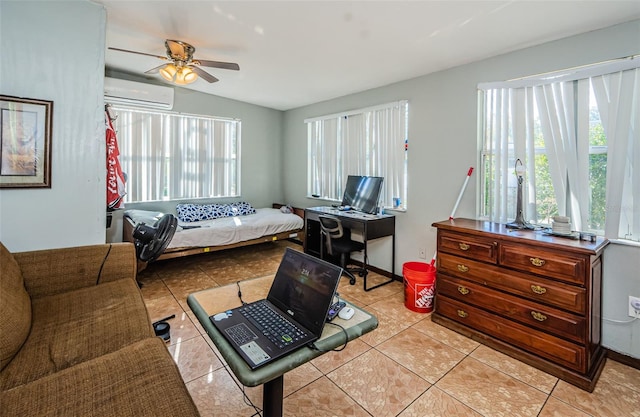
[506,158,534,229]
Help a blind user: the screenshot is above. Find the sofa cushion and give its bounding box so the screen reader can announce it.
[1,337,200,417]
[0,242,32,372]
[1,278,154,390]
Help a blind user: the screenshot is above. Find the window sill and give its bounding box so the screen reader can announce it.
[609,238,640,248]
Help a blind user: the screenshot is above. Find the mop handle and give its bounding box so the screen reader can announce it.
[449,167,474,220]
[430,167,474,266]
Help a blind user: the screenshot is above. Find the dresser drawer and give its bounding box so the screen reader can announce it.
[437,274,586,343]
[499,244,586,285]
[435,295,585,372]
[437,253,586,314]
[438,231,497,264]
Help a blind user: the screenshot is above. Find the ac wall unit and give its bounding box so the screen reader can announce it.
[104,77,174,110]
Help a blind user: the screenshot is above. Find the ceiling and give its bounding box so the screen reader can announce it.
[98,1,640,111]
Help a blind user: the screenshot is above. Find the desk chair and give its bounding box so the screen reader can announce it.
[318,215,366,285]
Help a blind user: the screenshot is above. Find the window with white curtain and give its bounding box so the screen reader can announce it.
[479,57,639,241]
[306,100,409,210]
[111,106,240,203]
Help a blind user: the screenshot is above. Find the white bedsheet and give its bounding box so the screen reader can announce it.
[125,207,303,249]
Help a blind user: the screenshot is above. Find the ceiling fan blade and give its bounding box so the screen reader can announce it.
[144,64,166,75]
[191,66,219,83]
[108,47,167,61]
[195,59,240,71]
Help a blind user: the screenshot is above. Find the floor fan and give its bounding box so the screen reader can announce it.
[132,214,177,262]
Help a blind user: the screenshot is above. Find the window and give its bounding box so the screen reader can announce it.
[112,106,240,203]
[306,101,409,210]
[479,58,639,241]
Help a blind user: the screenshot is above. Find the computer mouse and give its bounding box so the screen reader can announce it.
[338,307,355,320]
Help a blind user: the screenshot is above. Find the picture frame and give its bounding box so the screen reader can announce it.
[0,95,53,188]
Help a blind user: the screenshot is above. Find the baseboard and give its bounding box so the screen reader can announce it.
[606,348,640,370]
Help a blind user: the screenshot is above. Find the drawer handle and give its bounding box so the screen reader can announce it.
[531,311,548,322]
[457,286,470,295]
[530,285,547,295]
[457,309,468,318]
[530,257,546,267]
[459,243,470,251]
[457,264,469,273]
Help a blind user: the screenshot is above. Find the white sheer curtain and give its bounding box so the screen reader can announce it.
[481,87,535,224]
[307,118,340,199]
[535,80,590,231]
[592,68,640,240]
[306,101,408,208]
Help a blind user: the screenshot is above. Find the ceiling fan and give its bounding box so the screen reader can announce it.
[109,39,239,85]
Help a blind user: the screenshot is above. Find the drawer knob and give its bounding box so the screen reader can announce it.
[457,286,470,295]
[530,257,546,267]
[530,285,547,295]
[531,311,548,322]
[457,309,468,318]
[459,243,470,251]
[457,264,469,273]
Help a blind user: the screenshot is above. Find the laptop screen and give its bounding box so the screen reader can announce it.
[267,248,343,337]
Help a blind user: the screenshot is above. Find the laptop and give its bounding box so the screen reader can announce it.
[210,248,343,369]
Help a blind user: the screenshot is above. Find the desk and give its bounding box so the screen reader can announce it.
[187,276,378,417]
[304,206,396,291]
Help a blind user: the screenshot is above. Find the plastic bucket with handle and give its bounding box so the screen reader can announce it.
[403,262,436,313]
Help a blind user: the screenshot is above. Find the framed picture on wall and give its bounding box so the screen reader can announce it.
[0,95,53,188]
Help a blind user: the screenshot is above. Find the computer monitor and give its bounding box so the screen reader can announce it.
[341,175,384,214]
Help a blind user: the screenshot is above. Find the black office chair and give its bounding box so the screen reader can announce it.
[318,215,366,285]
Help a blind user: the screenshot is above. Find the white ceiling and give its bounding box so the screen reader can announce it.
[98,1,640,111]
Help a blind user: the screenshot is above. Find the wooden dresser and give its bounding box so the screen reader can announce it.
[431,218,609,392]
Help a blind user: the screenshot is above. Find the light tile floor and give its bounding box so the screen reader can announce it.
[138,241,640,417]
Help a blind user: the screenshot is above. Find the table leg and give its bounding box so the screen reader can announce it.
[263,375,284,417]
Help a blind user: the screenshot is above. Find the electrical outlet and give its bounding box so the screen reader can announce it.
[419,247,426,259]
[629,296,640,318]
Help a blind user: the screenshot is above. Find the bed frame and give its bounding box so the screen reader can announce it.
[123,203,305,269]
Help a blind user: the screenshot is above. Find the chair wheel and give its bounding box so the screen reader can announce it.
[350,278,356,285]
[359,271,367,277]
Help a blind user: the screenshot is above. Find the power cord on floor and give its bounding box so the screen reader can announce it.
[237,281,247,305]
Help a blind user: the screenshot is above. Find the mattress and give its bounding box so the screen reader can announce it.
[125,208,303,249]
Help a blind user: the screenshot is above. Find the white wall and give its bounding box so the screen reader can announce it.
[0,1,106,252]
[282,20,640,358]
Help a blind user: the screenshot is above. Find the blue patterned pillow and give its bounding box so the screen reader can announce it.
[176,203,203,222]
[229,201,256,216]
[201,203,231,220]
[176,202,256,222]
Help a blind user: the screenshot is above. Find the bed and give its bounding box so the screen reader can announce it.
[123,203,305,264]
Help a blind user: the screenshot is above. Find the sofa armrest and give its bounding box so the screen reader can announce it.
[13,243,137,299]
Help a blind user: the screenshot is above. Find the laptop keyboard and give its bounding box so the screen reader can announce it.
[239,302,308,349]
[225,323,258,346]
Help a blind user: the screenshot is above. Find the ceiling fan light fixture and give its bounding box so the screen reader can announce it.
[160,63,177,81]
[174,66,198,85]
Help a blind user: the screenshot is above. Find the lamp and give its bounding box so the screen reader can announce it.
[159,63,177,81]
[506,158,534,229]
[159,62,198,85]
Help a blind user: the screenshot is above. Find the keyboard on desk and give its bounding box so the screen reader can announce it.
[239,301,308,349]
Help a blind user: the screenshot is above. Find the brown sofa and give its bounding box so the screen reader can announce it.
[0,242,200,416]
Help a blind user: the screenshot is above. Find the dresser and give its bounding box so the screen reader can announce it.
[431,218,609,392]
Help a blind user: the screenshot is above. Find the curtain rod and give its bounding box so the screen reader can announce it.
[478,54,640,90]
[304,100,408,124]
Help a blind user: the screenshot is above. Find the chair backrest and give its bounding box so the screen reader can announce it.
[318,215,344,256]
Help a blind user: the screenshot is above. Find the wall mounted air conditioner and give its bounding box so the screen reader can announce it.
[104,77,174,110]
